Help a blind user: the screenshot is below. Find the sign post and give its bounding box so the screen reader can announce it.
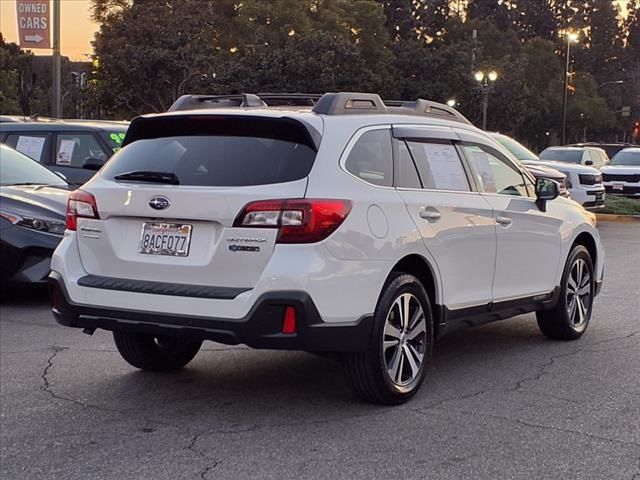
[15,0,61,117]
[16,0,51,49]
[52,0,61,117]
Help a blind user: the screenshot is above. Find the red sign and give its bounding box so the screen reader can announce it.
[16,0,51,49]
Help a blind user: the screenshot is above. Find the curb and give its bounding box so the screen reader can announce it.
[595,213,640,223]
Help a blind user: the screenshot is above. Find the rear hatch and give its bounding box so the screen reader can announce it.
[75,114,319,289]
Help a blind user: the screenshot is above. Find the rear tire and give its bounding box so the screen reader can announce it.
[113,331,202,371]
[343,274,434,405]
[536,245,594,341]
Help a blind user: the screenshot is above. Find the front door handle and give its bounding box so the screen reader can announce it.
[420,209,441,221]
[496,215,512,226]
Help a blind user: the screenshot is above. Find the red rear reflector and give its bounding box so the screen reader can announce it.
[282,306,297,334]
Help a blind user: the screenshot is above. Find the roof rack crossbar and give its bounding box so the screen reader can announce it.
[168,94,266,112]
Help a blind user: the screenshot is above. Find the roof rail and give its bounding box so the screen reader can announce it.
[312,92,471,124]
[168,94,266,112]
[168,91,472,125]
[168,93,322,111]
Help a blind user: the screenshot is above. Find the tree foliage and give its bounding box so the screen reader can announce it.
[2,1,638,146]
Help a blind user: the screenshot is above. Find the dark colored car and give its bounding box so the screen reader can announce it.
[0,120,129,185]
[0,145,70,287]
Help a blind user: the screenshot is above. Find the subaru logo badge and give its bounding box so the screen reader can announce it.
[149,196,170,210]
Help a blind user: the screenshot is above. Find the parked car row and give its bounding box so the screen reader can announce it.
[0,145,70,287]
[0,120,129,185]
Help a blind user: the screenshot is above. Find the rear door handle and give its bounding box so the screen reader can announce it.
[496,215,512,226]
[420,209,441,221]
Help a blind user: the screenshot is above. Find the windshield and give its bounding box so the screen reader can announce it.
[539,148,583,163]
[0,145,67,187]
[609,150,640,166]
[492,134,538,161]
[101,128,129,153]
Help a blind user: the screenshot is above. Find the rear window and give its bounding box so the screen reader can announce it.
[539,148,583,163]
[102,116,317,187]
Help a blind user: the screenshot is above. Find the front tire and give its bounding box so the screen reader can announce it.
[536,245,594,340]
[343,274,434,405]
[113,331,202,371]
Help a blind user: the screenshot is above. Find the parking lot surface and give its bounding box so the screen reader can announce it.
[1,221,639,480]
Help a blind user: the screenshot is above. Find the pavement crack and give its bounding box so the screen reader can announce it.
[39,345,174,428]
[442,408,640,449]
[186,433,220,480]
[416,387,495,411]
[509,348,584,393]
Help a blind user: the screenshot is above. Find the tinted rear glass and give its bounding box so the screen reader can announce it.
[102,116,317,187]
[539,149,583,163]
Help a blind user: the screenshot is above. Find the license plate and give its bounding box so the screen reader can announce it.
[139,222,192,256]
[613,183,624,191]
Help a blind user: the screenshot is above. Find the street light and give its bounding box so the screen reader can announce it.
[475,69,498,130]
[561,31,579,145]
[446,99,457,107]
[597,80,624,91]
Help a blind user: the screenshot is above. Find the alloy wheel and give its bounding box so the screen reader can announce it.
[382,293,427,387]
[566,258,592,327]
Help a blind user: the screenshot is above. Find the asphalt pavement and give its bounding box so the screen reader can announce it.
[1,221,639,480]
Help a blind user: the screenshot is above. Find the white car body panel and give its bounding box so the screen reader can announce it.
[51,106,605,334]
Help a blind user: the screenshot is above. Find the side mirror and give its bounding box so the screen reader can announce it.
[584,159,594,166]
[82,157,104,171]
[535,177,559,212]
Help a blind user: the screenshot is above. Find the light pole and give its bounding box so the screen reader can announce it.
[475,70,498,130]
[597,80,624,91]
[561,32,579,145]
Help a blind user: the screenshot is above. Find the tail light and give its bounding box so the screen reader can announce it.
[234,199,352,243]
[66,190,100,231]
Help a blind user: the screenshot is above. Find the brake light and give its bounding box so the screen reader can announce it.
[66,190,100,231]
[234,199,352,243]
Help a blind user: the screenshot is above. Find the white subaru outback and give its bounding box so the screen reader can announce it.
[49,93,605,405]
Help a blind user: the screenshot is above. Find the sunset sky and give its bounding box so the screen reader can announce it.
[0,0,634,61]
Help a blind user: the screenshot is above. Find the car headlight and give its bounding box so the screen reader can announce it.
[579,174,602,185]
[0,210,66,235]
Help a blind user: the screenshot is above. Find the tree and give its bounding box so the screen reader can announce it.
[92,0,222,114]
[379,0,416,43]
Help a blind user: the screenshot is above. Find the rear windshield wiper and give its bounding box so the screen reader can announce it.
[113,171,180,185]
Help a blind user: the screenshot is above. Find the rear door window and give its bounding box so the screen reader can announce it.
[406,141,470,191]
[103,116,317,187]
[5,133,49,163]
[395,140,422,189]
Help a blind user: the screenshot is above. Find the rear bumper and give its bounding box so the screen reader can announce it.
[48,272,373,352]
